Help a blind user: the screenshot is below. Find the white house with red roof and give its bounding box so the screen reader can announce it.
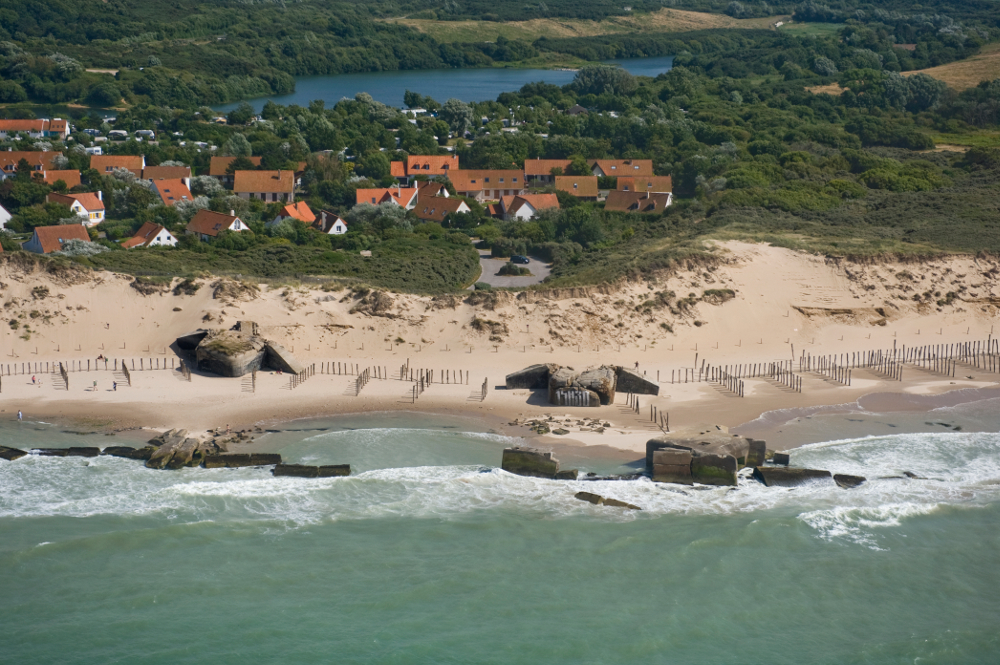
[316,210,348,235]
[46,192,105,226]
[268,201,316,227]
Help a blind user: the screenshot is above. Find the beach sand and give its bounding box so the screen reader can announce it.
[2,242,998,453]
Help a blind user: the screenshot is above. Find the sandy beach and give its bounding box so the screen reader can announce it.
[2,242,998,453]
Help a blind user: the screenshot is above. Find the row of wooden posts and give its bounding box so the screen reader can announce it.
[710,367,746,397]
[288,364,317,390]
[1,357,174,375]
[769,362,802,393]
[354,368,371,396]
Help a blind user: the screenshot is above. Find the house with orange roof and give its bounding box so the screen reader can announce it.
[233,170,294,203]
[590,159,654,178]
[150,178,194,207]
[0,151,63,177]
[355,186,419,209]
[41,170,82,188]
[448,170,525,202]
[47,191,105,226]
[523,158,573,185]
[617,176,672,194]
[554,175,599,201]
[209,156,263,185]
[0,118,68,140]
[414,197,470,224]
[390,155,459,183]
[142,165,191,181]
[121,222,177,248]
[499,194,560,221]
[185,209,248,241]
[604,191,672,213]
[90,154,145,177]
[22,224,91,254]
[268,201,316,227]
[315,211,348,235]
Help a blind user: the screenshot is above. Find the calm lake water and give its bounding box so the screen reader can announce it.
[2,403,1000,663]
[217,56,675,112]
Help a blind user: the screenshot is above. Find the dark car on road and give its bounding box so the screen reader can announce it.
[511,255,530,264]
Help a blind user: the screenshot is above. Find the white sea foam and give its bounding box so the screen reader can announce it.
[1,431,998,546]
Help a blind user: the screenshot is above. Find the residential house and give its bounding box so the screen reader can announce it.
[233,170,294,203]
[0,151,63,178]
[590,159,654,178]
[448,170,525,202]
[185,209,248,241]
[120,222,177,248]
[0,202,11,229]
[268,201,315,227]
[315,211,348,235]
[416,180,449,200]
[523,158,573,185]
[554,175,599,201]
[22,224,90,254]
[209,156,262,185]
[499,194,559,221]
[413,196,470,224]
[142,165,191,181]
[41,170,82,188]
[566,105,588,116]
[46,192,105,226]
[389,155,459,184]
[604,190,672,213]
[0,118,69,140]
[90,154,145,177]
[355,186,418,209]
[150,178,194,207]
[616,176,672,194]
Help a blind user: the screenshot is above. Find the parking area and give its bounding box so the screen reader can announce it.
[475,253,552,288]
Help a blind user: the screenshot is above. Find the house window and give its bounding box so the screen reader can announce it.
[611,166,617,170]
[499,178,505,183]
[573,183,578,189]
[512,177,518,183]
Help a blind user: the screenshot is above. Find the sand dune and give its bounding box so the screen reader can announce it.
[1,242,998,452]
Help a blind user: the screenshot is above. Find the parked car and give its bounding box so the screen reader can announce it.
[511,255,530,264]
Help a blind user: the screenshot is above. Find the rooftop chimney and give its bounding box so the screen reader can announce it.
[230,209,236,216]
[97,191,103,201]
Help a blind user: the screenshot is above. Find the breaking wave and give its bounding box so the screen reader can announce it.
[1,431,998,548]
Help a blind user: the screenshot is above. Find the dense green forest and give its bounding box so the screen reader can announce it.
[0,0,997,109]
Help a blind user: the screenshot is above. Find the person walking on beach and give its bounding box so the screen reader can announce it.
[113,381,117,391]
[32,375,36,385]
[226,424,231,435]
[634,361,639,370]
[93,380,97,392]
[17,410,22,422]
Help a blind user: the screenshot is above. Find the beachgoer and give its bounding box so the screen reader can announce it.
[17,410,22,422]
[113,381,117,391]
[93,380,97,392]
[634,361,639,370]
[226,424,231,434]
[32,375,36,385]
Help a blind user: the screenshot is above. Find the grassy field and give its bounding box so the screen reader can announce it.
[777,22,842,38]
[924,131,1000,148]
[903,43,1000,89]
[383,9,786,43]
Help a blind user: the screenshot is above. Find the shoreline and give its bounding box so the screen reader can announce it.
[2,240,998,456]
[8,376,998,460]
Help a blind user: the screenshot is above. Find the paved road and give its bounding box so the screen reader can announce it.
[475,253,552,288]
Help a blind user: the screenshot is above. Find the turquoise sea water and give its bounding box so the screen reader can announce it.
[2,408,999,664]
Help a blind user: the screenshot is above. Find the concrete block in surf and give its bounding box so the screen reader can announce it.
[501,447,559,479]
